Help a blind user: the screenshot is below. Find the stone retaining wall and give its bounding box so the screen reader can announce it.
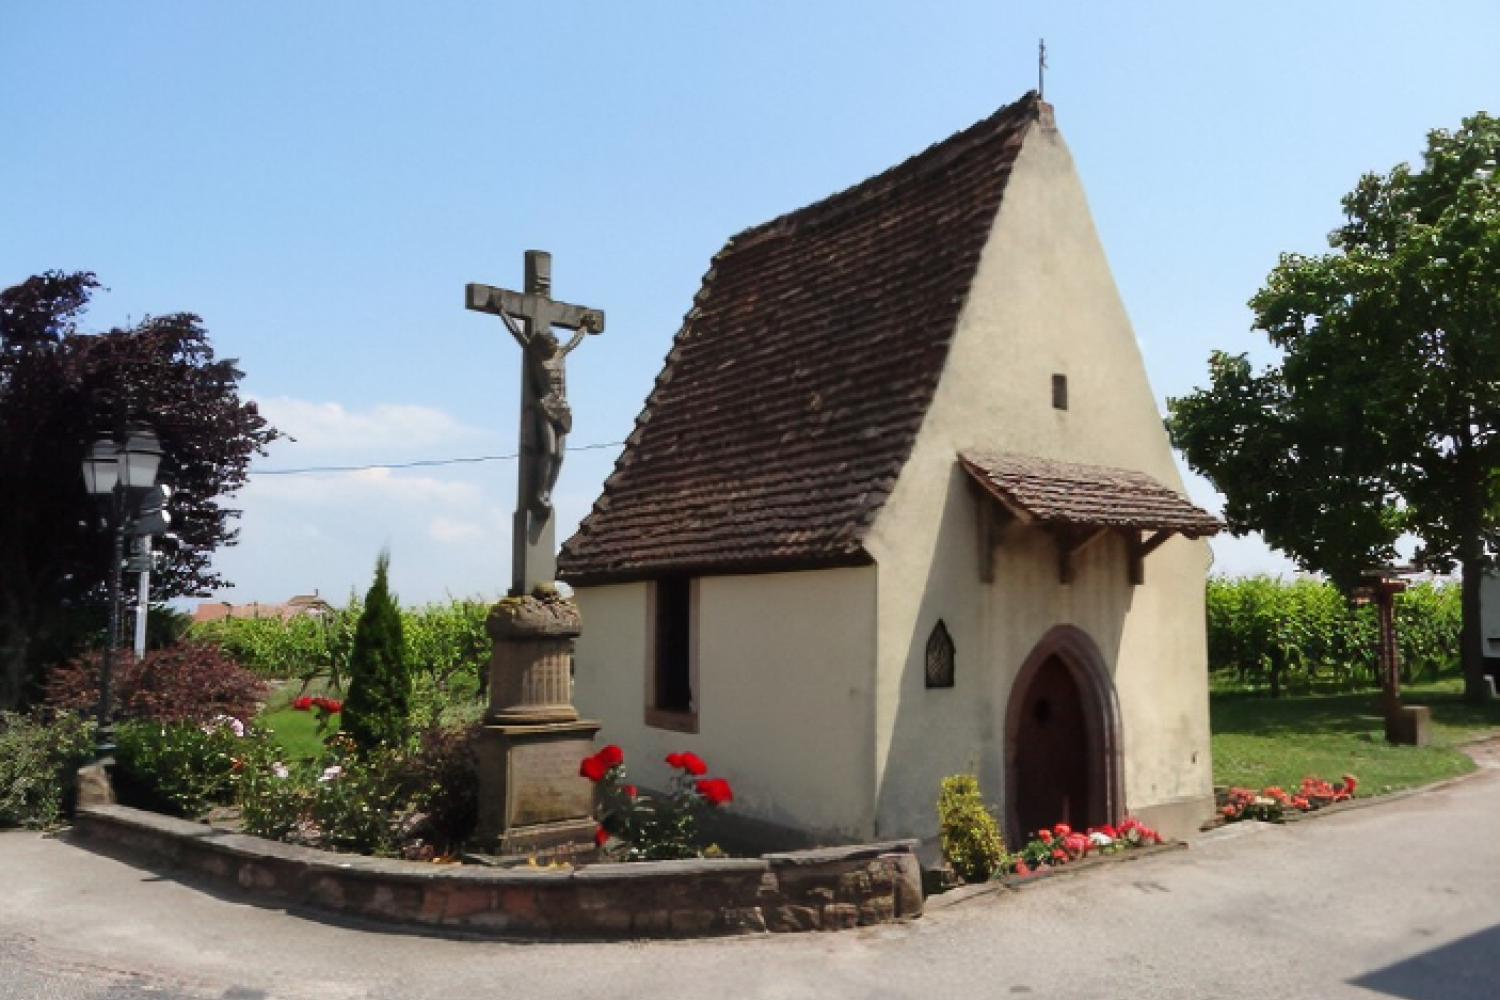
[69,805,923,939]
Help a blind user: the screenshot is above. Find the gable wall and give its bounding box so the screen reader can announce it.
[572,566,880,843]
[864,118,1214,844]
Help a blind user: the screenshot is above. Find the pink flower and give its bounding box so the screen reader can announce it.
[1038,830,1053,843]
[1054,823,1072,837]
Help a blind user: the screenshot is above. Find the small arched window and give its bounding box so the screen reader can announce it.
[925,620,956,689]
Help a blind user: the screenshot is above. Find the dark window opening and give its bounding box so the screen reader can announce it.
[654,576,693,712]
[925,620,956,688]
[1052,373,1069,410]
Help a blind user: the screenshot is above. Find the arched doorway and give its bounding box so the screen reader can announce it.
[1005,626,1122,843]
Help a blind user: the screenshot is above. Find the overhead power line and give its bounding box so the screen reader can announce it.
[252,440,625,476]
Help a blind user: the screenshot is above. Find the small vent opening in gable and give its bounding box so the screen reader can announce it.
[925,620,956,688]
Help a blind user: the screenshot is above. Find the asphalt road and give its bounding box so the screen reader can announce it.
[3,757,1498,1000]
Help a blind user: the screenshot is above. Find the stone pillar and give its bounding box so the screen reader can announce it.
[484,593,582,723]
[472,590,601,858]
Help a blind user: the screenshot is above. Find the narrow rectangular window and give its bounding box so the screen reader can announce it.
[647,576,698,731]
[1052,373,1069,411]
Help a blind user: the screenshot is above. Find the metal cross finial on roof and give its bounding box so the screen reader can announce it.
[1038,38,1047,100]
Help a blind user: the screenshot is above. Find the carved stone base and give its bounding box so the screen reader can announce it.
[473,719,601,855]
[485,594,582,724]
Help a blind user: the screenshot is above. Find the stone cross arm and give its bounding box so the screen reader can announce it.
[465,284,605,344]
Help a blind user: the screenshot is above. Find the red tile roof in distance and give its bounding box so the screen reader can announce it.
[559,94,1045,585]
[958,450,1222,537]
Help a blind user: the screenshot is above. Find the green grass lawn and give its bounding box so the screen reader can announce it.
[257,707,335,760]
[1211,678,1500,795]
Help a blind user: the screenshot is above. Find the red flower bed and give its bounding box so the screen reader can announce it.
[1008,818,1161,876]
[1219,774,1357,823]
[579,744,734,860]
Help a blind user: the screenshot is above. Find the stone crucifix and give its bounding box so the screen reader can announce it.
[467,251,604,596]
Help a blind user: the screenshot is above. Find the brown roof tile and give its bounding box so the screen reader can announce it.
[559,95,1045,585]
[958,450,1221,536]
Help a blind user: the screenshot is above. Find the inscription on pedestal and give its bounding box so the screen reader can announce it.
[507,738,595,827]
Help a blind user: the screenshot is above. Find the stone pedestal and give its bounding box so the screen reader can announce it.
[484,592,582,723]
[1388,704,1431,746]
[474,720,601,857]
[473,592,600,857]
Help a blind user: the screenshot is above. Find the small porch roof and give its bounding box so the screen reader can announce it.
[958,450,1221,586]
[959,450,1221,536]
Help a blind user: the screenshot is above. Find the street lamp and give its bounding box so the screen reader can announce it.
[81,427,163,758]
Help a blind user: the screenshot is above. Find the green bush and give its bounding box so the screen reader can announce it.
[193,606,359,685]
[236,725,476,858]
[342,553,411,752]
[1207,576,1461,695]
[112,716,257,818]
[937,774,1006,884]
[0,711,94,829]
[42,641,268,726]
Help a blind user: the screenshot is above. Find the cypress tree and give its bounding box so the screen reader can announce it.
[341,551,409,751]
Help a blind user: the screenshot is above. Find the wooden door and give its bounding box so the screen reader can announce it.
[1012,655,1092,838]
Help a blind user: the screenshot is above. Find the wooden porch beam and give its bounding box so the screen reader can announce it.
[1126,529,1176,586]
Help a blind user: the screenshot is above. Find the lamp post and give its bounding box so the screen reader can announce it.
[81,427,163,758]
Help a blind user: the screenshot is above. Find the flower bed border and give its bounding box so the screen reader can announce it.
[68,804,923,939]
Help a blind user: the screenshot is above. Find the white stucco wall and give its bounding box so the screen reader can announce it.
[572,567,879,842]
[863,113,1215,843]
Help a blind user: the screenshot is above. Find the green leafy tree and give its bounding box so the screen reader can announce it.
[1169,112,1500,703]
[341,552,410,750]
[0,271,279,710]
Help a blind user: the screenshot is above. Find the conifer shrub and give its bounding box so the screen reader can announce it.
[341,552,411,752]
[938,774,1007,884]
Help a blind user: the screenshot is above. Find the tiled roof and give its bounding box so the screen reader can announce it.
[559,95,1045,585]
[958,450,1221,536]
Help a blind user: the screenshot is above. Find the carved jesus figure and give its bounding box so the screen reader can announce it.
[524,326,584,516]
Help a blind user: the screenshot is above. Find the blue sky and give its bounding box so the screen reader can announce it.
[4,2,1498,606]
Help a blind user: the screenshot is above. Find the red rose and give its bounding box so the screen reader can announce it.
[598,744,624,768]
[580,754,608,781]
[696,777,734,804]
[1051,849,1068,862]
[665,752,684,769]
[681,752,708,776]
[623,784,638,798]
[325,700,342,713]
[594,825,609,846]
[1038,830,1053,843]
[293,697,313,711]
[1054,823,1072,837]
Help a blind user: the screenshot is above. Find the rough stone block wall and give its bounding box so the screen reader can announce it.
[69,805,922,939]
